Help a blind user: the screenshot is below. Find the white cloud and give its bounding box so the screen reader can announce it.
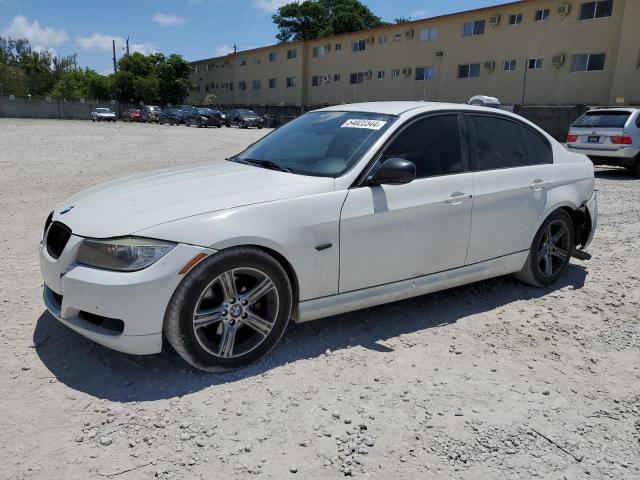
[76,33,157,55]
[410,10,428,19]
[3,15,69,47]
[253,0,289,13]
[213,45,234,57]
[152,13,187,26]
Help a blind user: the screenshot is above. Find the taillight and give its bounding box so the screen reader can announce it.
[610,135,632,145]
[566,134,578,143]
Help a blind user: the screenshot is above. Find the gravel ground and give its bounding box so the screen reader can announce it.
[0,118,639,480]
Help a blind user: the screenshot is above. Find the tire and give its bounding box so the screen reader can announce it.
[258,126,263,129]
[92,118,95,122]
[627,156,640,178]
[164,247,293,371]
[225,122,230,128]
[185,120,190,127]
[515,209,574,287]
[197,119,202,128]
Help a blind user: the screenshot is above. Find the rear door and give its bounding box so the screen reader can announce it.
[465,114,553,264]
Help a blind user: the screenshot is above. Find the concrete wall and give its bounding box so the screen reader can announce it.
[0,96,135,120]
[513,105,589,140]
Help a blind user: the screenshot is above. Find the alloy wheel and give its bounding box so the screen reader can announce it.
[536,219,570,277]
[192,267,279,358]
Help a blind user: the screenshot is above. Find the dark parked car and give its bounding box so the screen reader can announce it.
[225,109,264,129]
[158,108,183,125]
[122,108,141,122]
[184,108,224,128]
[140,105,163,123]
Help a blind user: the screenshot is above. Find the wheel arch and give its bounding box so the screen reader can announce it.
[529,201,590,251]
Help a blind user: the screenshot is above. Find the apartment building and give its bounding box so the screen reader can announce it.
[188,0,640,107]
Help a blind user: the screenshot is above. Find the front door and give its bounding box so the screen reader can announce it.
[340,113,474,293]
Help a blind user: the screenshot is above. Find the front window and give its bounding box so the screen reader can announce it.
[579,0,613,20]
[234,111,395,177]
[197,108,216,115]
[237,109,257,116]
[572,111,631,128]
[96,108,111,113]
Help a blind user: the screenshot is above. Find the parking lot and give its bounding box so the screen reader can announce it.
[1,118,639,479]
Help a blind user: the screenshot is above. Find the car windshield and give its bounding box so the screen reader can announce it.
[237,110,257,116]
[96,108,112,113]
[148,106,161,111]
[198,108,216,115]
[573,111,631,128]
[234,111,395,177]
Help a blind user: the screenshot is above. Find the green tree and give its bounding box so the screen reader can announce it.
[272,0,382,43]
[50,69,113,99]
[156,54,194,104]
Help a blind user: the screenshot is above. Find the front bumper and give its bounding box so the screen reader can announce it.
[40,235,214,355]
[241,118,264,127]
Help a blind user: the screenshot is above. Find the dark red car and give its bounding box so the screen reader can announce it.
[122,109,141,122]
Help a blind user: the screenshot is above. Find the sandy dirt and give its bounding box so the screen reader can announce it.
[0,118,638,480]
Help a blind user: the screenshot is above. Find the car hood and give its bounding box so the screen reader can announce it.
[52,161,335,238]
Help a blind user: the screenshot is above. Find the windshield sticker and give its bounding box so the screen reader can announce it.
[341,119,387,130]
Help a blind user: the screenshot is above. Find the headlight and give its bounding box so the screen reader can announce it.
[77,237,175,271]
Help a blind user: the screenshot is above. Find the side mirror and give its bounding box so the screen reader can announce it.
[368,158,416,186]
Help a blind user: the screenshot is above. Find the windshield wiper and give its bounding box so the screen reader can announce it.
[243,159,293,173]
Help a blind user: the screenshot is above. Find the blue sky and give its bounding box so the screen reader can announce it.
[1,0,498,73]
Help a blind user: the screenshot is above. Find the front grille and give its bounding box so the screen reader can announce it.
[46,222,71,259]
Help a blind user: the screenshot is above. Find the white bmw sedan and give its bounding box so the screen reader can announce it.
[40,102,598,371]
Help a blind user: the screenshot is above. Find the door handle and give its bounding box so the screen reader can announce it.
[530,180,551,191]
[445,193,473,205]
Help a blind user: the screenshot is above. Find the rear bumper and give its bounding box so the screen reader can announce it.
[567,145,639,163]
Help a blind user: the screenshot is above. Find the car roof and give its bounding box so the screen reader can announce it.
[316,101,511,117]
[585,107,639,113]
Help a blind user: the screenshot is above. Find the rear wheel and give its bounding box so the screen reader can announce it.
[627,155,640,178]
[164,247,293,371]
[515,209,574,287]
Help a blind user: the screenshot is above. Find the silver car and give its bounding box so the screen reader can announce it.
[91,108,117,123]
[566,108,640,177]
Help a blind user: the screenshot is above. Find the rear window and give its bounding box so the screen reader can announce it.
[573,111,631,128]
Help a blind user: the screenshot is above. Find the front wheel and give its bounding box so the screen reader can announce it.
[164,247,293,371]
[515,209,574,287]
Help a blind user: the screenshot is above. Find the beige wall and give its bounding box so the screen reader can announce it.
[188,0,639,107]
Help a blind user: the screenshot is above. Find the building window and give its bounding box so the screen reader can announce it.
[418,28,438,42]
[508,13,523,24]
[579,0,613,20]
[252,79,260,89]
[570,53,606,72]
[535,9,550,21]
[254,57,261,64]
[333,73,341,82]
[269,52,277,62]
[238,80,246,90]
[286,76,296,87]
[393,33,403,42]
[528,58,544,69]
[193,65,199,73]
[379,35,387,45]
[462,20,485,36]
[238,58,247,66]
[503,59,517,71]
[269,78,277,88]
[352,40,366,52]
[391,68,400,79]
[377,70,385,79]
[287,49,297,60]
[350,72,365,84]
[415,66,434,81]
[335,43,342,51]
[312,75,330,86]
[313,46,325,58]
[457,63,480,78]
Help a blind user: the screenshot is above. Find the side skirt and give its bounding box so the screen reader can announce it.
[295,251,529,323]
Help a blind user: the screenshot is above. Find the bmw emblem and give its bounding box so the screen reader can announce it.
[60,206,74,214]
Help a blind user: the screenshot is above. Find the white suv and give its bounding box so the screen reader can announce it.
[566,108,640,177]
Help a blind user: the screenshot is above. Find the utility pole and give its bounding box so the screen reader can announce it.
[233,42,237,53]
[112,39,117,74]
[126,37,130,56]
[521,58,529,105]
